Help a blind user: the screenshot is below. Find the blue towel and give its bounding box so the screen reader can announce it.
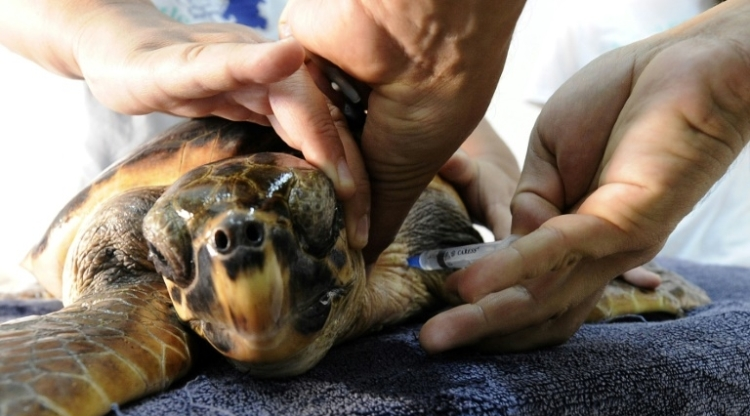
[3,257,750,415]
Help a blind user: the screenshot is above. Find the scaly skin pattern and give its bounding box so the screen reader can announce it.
[23,118,288,299]
[1,118,712,415]
[1,184,192,416]
[342,178,483,340]
[587,262,711,322]
[0,281,192,416]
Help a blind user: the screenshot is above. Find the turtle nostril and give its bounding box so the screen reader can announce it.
[212,220,264,254]
[245,222,264,246]
[214,229,231,252]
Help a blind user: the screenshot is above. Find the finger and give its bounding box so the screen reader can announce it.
[511,52,638,235]
[279,0,345,60]
[471,288,603,354]
[267,69,356,200]
[332,104,371,250]
[179,37,305,88]
[439,149,474,187]
[432,214,642,350]
[229,85,273,116]
[122,38,307,114]
[423,266,586,354]
[439,150,513,239]
[269,95,368,249]
[151,84,274,125]
[420,285,544,354]
[486,205,512,240]
[428,253,582,354]
[146,90,271,124]
[621,266,661,289]
[439,150,492,228]
[424,237,624,355]
[444,218,601,303]
[442,242,523,303]
[224,37,306,84]
[212,107,270,125]
[510,188,564,237]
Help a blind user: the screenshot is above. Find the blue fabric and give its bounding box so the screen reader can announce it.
[223,0,268,30]
[151,0,282,39]
[4,258,750,415]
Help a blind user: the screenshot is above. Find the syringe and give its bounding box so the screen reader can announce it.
[406,235,520,271]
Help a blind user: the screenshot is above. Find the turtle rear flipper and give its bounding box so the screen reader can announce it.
[588,262,711,322]
[0,281,191,416]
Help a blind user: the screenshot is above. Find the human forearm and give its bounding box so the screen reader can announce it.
[0,0,371,251]
[0,0,165,78]
[420,0,750,355]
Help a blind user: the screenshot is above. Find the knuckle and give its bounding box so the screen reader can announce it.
[182,43,210,64]
[456,278,482,304]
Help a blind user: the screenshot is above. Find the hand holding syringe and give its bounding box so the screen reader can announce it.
[407,235,520,271]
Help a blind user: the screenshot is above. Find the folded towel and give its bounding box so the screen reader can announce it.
[3,258,749,415]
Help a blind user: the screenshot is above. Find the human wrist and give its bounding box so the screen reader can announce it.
[672,0,750,153]
[0,0,168,78]
[72,1,181,80]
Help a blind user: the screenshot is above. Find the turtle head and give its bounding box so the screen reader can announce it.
[142,153,363,377]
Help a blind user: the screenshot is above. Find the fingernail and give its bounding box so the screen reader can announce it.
[355,214,369,249]
[280,33,296,43]
[279,22,292,39]
[337,159,355,196]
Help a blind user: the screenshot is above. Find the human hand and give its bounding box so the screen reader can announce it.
[438,119,520,239]
[420,1,750,353]
[441,120,659,285]
[8,1,369,248]
[280,0,526,261]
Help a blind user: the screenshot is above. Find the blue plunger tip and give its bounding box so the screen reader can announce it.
[406,256,421,268]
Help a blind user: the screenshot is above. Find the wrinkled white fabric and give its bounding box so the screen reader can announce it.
[525,0,717,105]
[524,0,750,267]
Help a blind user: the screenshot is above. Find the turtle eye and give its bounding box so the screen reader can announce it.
[147,242,194,288]
[143,198,197,288]
[288,170,342,257]
[148,243,172,278]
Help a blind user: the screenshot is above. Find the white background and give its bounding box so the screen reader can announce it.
[0,1,551,283]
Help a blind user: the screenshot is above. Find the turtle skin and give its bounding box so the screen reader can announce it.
[0,118,710,416]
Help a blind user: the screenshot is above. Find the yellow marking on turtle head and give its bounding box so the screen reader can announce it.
[210,236,286,339]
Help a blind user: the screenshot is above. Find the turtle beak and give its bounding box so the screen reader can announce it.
[189,209,326,367]
[203,210,285,339]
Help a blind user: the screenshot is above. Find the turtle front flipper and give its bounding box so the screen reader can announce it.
[0,281,191,416]
[1,187,193,416]
[342,176,484,339]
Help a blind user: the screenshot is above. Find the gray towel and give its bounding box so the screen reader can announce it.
[3,257,749,415]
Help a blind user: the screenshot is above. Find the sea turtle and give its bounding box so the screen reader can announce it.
[0,118,709,416]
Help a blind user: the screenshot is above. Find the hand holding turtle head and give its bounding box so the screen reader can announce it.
[420,0,750,354]
[280,0,527,262]
[0,0,369,250]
